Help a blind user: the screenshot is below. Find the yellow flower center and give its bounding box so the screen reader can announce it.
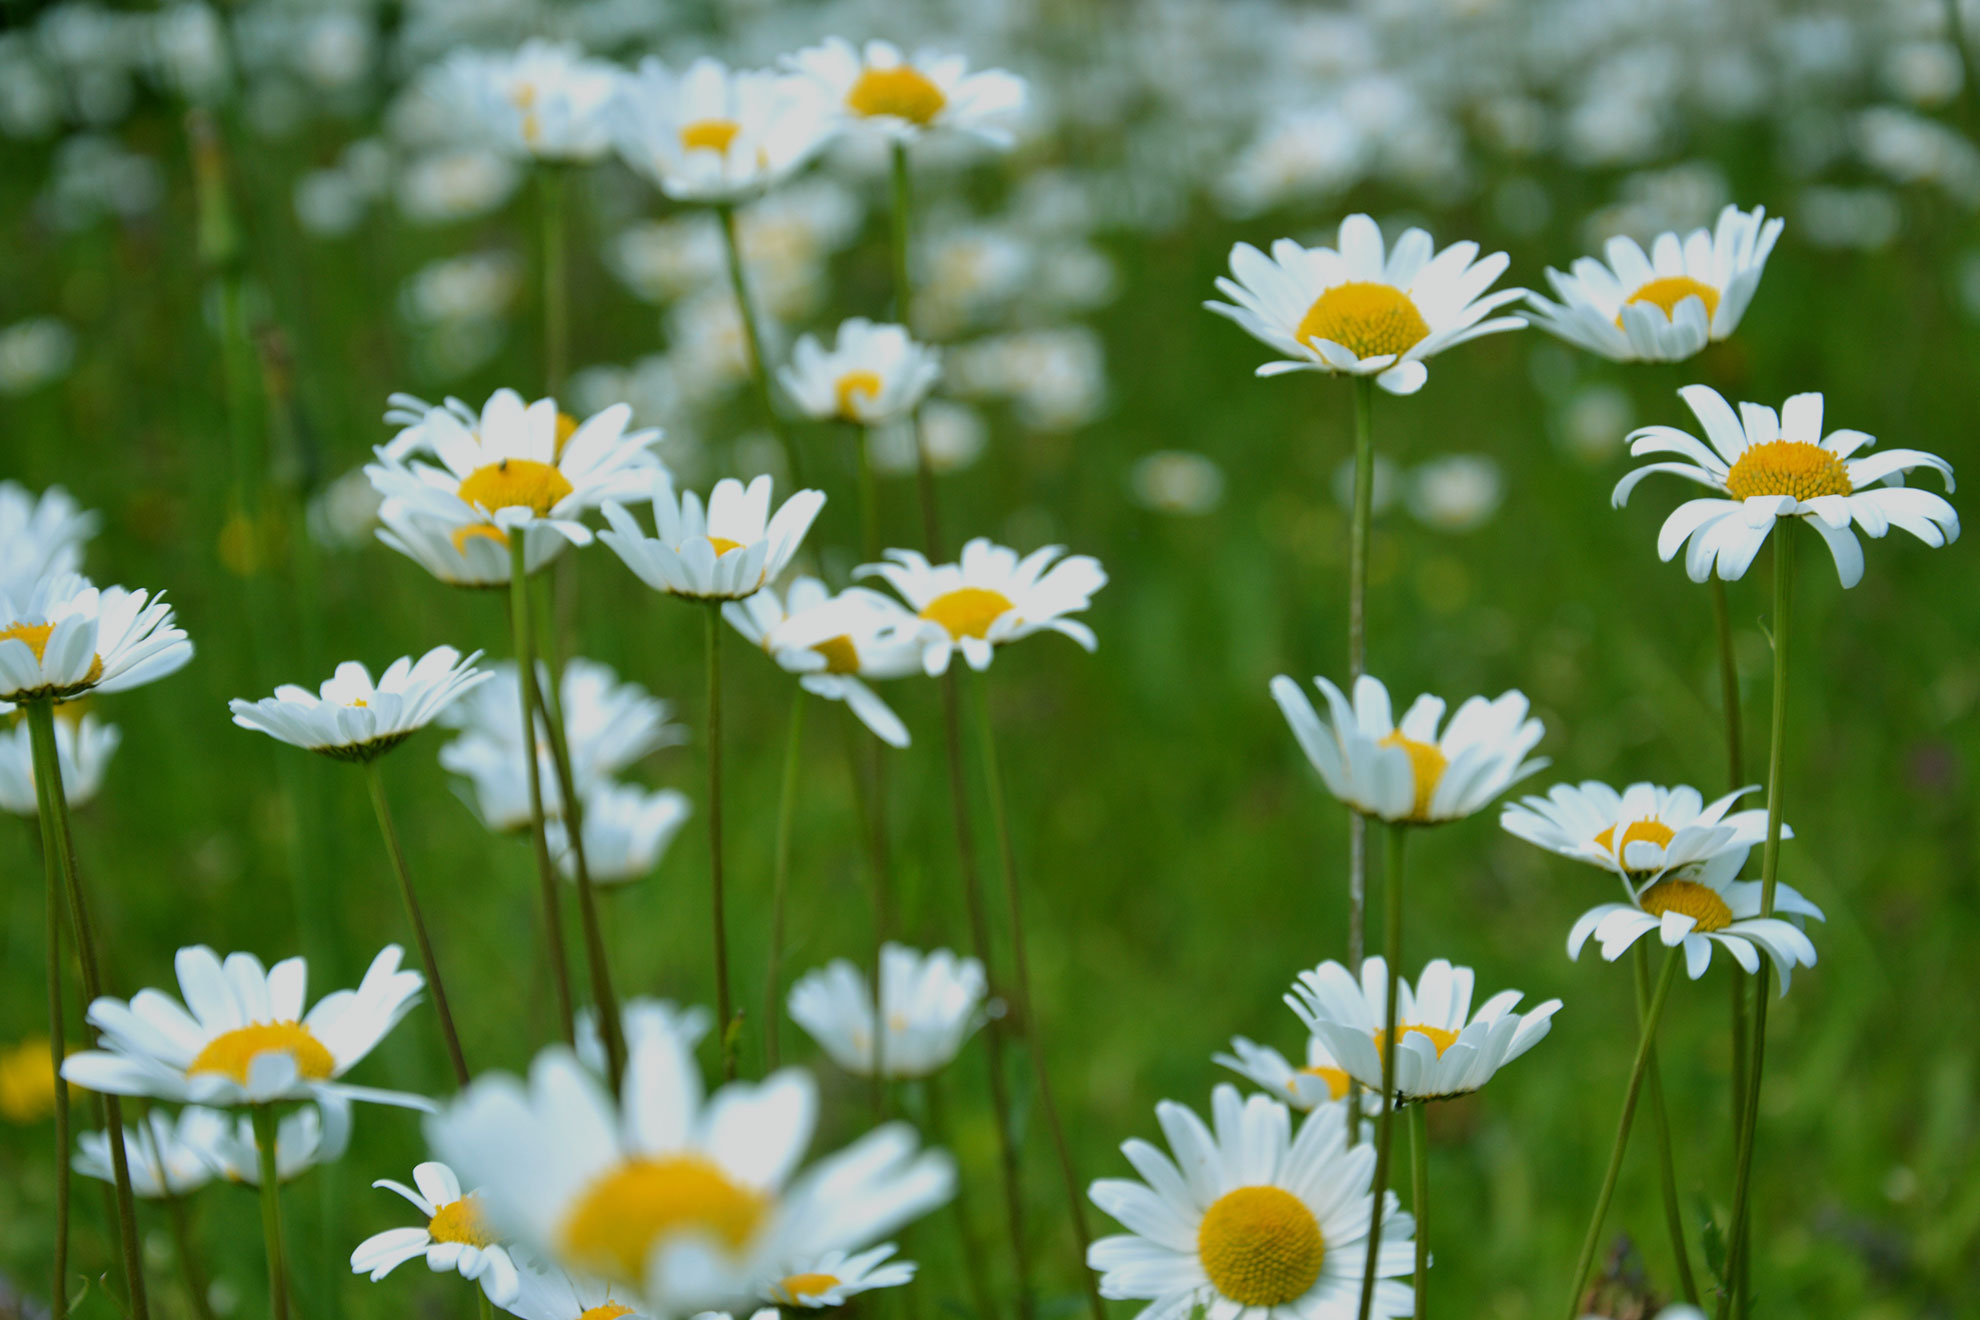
[777,1272,843,1303]
[1374,1023,1460,1057]
[1637,879,1734,934]
[1723,440,1854,502]
[1619,275,1719,326]
[835,369,885,419]
[1592,818,1676,862]
[186,1022,336,1086]
[451,523,510,555]
[1377,731,1448,821]
[812,634,861,675]
[456,458,575,518]
[578,1307,636,1320]
[1196,1185,1325,1306]
[1294,1065,1351,1102]
[847,66,948,124]
[428,1196,496,1248]
[919,587,1015,641]
[559,1154,768,1283]
[0,622,104,687]
[1295,282,1431,361]
[680,118,741,153]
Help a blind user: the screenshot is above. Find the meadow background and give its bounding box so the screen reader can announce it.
[2,1,1978,1316]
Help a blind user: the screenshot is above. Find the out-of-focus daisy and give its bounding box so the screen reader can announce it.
[1270,673,1546,825]
[1406,454,1503,533]
[1525,205,1784,362]
[724,577,922,748]
[376,499,568,589]
[1129,451,1225,517]
[62,945,429,1110]
[1087,1084,1415,1320]
[438,40,620,163]
[0,1036,64,1123]
[0,480,96,600]
[857,538,1106,675]
[547,780,692,884]
[443,658,686,786]
[1206,214,1526,395]
[0,707,119,814]
[76,1100,348,1195]
[351,1160,520,1304]
[778,319,940,426]
[1568,849,1823,989]
[1613,386,1958,587]
[766,1244,915,1307]
[788,944,987,1079]
[870,399,987,476]
[1287,957,1562,1102]
[1501,780,1781,882]
[578,998,714,1081]
[1214,1035,1361,1112]
[0,574,193,702]
[613,56,827,204]
[440,733,546,833]
[505,1260,649,1320]
[229,646,488,763]
[601,473,826,601]
[784,39,1025,145]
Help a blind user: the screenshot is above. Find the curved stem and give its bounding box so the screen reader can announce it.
[1635,943,1699,1304]
[1410,1102,1429,1319]
[1355,821,1405,1320]
[364,760,470,1087]
[539,166,568,397]
[716,200,801,482]
[763,689,807,1073]
[507,538,575,1044]
[251,1104,289,1320]
[1345,376,1376,1142]
[704,602,735,1077]
[36,751,70,1320]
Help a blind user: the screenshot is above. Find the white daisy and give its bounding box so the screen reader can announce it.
[613,56,828,204]
[1287,958,1562,1103]
[0,480,96,600]
[578,998,714,1082]
[1612,386,1958,587]
[1213,1035,1361,1113]
[61,945,430,1111]
[1500,780,1783,882]
[437,39,621,164]
[778,319,941,426]
[351,1160,521,1304]
[376,499,568,589]
[505,1259,652,1320]
[1087,1084,1415,1320]
[440,732,549,833]
[1270,673,1546,825]
[601,473,826,602]
[382,393,482,461]
[75,1099,349,1196]
[787,943,987,1080]
[229,646,489,763]
[784,39,1026,145]
[1525,205,1784,362]
[724,576,923,748]
[547,780,692,885]
[0,573,193,702]
[1205,214,1526,395]
[765,1243,916,1307]
[0,707,119,815]
[856,538,1106,676]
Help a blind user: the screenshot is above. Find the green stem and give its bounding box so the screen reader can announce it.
[479,1288,495,1320]
[763,689,807,1073]
[539,165,568,396]
[889,141,915,328]
[855,423,882,563]
[162,1180,218,1320]
[1563,947,1685,1320]
[705,602,735,1078]
[842,710,893,1114]
[1410,1102,1429,1319]
[1355,822,1406,1320]
[507,539,576,1044]
[1712,573,1752,1190]
[1345,376,1376,1141]
[35,736,70,1320]
[251,1105,289,1320]
[364,760,470,1087]
[925,1073,1003,1320]
[716,200,801,482]
[1636,944,1699,1304]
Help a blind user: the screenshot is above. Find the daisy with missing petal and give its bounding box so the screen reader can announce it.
[0,480,96,599]
[0,707,119,815]
[784,39,1026,145]
[767,1244,916,1307]
[1501,780,1782,882]
[725,576,923,747]
[377,499,568,590]
[1271,673,1546,825]
[351,1160,520,1304]
[1287,957,1562,1102]
[1087,1083,1415,1320]
[613,56,828,204]
[1214,1035,1364,1113]
[438,40,621,164]
[547,780,692,884]
[779,320,940,426]
[788,944,987,1080]
[601,473,826,601]
[1569,848,1823,990]
[1206,214,1526,395]
[1614,385,1959,587]
[229,646,489,763]
[0,574,193,702]
[1525,205,1784,362]
[857,538,1106,675]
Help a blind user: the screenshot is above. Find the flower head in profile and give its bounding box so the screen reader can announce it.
[437,39,620,163]
[77,1100,348,1196]
[376,499,568,590]
[0,480,96,600]
[1214,1034,1363,1113]
[1526,205,1783,362]
[785,39,1025,145]
[601,473,826,602]
[230,646,489,763]
[788,944,987,1080]
[504,1260,650,1320]
[766,1244,916,1308]
[547,780,692,885]
[725,577,923,747]
[0,705,119,815]
[857,538,1106,675]
[1613,386,1957,587]
[1087,1084,1414,1320]
[779,320,940,426]
[1206,214,1526,395]
[613,56,828,203]
[352,1160,520,1304]
[1271,673,1545,825]
[0,574,193,703]
[1501,780,1782,883]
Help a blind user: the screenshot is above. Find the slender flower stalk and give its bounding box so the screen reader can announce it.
[1345,373,1376,1141]
[251,1104,290,1320]
[888,141,944,554]
[763,689,807,1071]
[716,201,801,481]
[855,423,882,562]
[539,166,569,395]
[479,1291,495,1320]
[839,710,893,1109]
[704,602,735,1076]
[160,1179,218,1320]
[1636,943,1699,1304]
[363,760,471,1087]
[1355,822,1406,1320]
[37,764,71,1320]
[1712,572,1753,1173]
[1409,1102,1429,1319]
[506,539,576,1044]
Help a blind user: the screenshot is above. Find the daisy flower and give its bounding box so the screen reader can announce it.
[1286,957,1562,1103]
[229,646,489,763]
[443,658,686,785]
[578,998,713,1081]
[1501,780,1783,882]
[1087,1084,1415,1320]
[1205,214,1526,395]
[547,780,692,884]
[0,480,96,600]
[62,945,429,1111]
[351,1160,520,1304]
[77,1101,348,1195]
[1213,1035,1363,1113]
[600,473,826,602]
[376,499,568,589]
[1525,205,1784,362]
[0,573,193,702]
[1568,848,1823,989]
[784,39,1026,145]
[856,538,1106,675]
[766,1244,916,1307]
[778,319,941,426]
[724,576,923,747]
[1270,673,1546,825]
[788,944,987,1079]
[437,39,621,163]
[613,56,828,204]
[1613,386,1958,587]
[505,1261,650,1320]
[0,706,119,815]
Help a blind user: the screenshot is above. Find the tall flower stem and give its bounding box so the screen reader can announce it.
[763,689,807,1072]
[36,754,70,1320]
[924,1072,1003,1320]
[840,711,893,1113]
[539,166,569,396]
[1712,576,1752,1162]
[855,423,882,562]
[27,700,149,1320]
[161,1181,218,1320]
[1409,1102,1429,1319]
[506,540,576,1044]
[716,200,801,482]
[363,760,471,1087]
[888,140,944,555]
[1635,943,1699,1304]
[1344,375,1376,1141]
[251,1104,290,1320]
[1563,946,1685,1320]
[1355,821,1405,1320]
[704,602,735,1077]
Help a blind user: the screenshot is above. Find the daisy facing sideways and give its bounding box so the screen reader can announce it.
[229,646,489,762]
[1500,780,1784,882]
[766,1243,916,1307]
[0,573,193,702]
[75,1099,349,1196]
[1087,1084,1415,1320]
[351,1160,520,1304]
[725,576,923,747]
[612,56,828,204]
[1214,1034,1364,1113]
[602,473,826,601]
[779,319,941,426]
[784,38,1026,145]
[546,780,692,884]
[1206,213,1526,395]
[857,538,1106,675]
[0,706,119,815]
[1613,385,1957,587]
[376,498,568,589]
[787,943,987,1079]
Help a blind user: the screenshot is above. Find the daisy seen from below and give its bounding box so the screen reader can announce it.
[1270,673,1546,825]
[1287,957,1562,1102]
[857,537,1107,676]
[351,1160,520,1304]
[1206,213,1526,395]
[0,573,193,702]
[613,56,828,204]
[787,943,987,1079]
[1568,847,1823,988]
[377,498,567,589]
[0,479,96,599]
[724,576,923,747]
[1087,1083,1415,1320]
[601,472,826,601]
[766,1243,916,1307]
[779,319,941,426]
[0,705,119,814]
[1214,1034,1365,1113]
[229,646,489,763]
[1525,204,1783,362]
[76,1101,349,1195]
[439,39,620,163]
[547,780,692,884]
[1500,780,1782,882]
[784,39,1026,145]
[1613,385,1958,586]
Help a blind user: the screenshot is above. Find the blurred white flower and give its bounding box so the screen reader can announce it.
[434,39,620,163]
[0,708,119,815]
[1406,455,1503,533]
[1129,451,1225,517]
[546,779,692,885]
[613,56,828,204]
[398,148,520,225]
[779,320,940,426]
[0,318,76,396]
[869,400,987,477]
[399,251,521,328]
[785,39,1025,146]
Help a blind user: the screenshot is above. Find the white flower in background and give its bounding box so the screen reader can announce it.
[869,400,986,476]
[857,538,1106,675]
[397,148,521,225]
[613,56,828,203]
[547,780,692,884]
[779,319,940,425]
[505,1260,649,1320]
[724,577,923,748]
[1406,454,1504,533]
[377,499,569,589]
[944,327,1109,433]
[398,251,521,328]
[307,467,387,551]
[1088,1085,1415,1320]
[0,574,193,703]
[351,1160,520,1304]
[0,480,96,599]
[1206,214,1526,395]
[1130,451,1225,517]
[785,39,1025,145]
[601,473,826,601]
[578,998,713,1081]
[0,708,118,815]
[787,944,987,1079]
[1501,781,1781,882]
[62,945,429,1111]
[1613,386,1958,587]
[1568,849,1823,989]
[0,317,77,395]
[1328,454,1400,518]
[1270,673,1546,825]
[766,1244,916,1307]
[1287,957,1562,1101]
[229,646,489,763]
[437,39,619,163]
[1213,1034,1361,1112]
[439,732,547,832]
[76,1100,349,1196]
[1525,204,1784,361]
